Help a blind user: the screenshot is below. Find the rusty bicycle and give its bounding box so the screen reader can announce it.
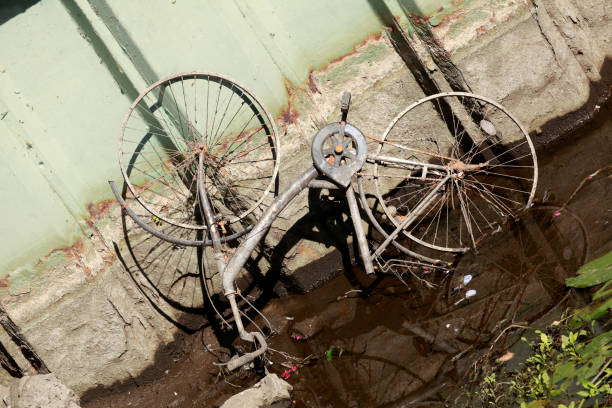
[110,72,538,370]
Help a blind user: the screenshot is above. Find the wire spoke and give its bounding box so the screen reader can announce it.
[368,92,537,253]
[120,73,279,230]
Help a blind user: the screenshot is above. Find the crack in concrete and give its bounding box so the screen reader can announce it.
[410,17,473,94]
[532,2,563,70]
[0,307,50,375]
[107,298,130,327]
[106,299,131,360]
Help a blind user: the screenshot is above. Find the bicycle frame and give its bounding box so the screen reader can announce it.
[111,127,458,371]
[110,90,537,371]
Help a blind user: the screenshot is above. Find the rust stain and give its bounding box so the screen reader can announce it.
[298,245,318,258]
[63,238,85,261]
[278,81,301,128]
[38,238,85,265]
[8,197,121,287]
[279,104,299,126]
[42,237,102,276]
[20,238,94,282]
[276,31,387,130]
[432,0,533,39]
[324,32,383,69]
[307,72,319,94]
[102,252,116,265]
[87,199,115,220]
[410,15,429,26]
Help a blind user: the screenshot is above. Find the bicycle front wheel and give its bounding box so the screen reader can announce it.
[119,72,280,234]
[361,92,538,253]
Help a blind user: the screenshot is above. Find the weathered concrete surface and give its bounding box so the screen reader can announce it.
[430,0,611,132]
[21,267,173,395]
[3,249,177,395]
[550,0,612,80]
[0,0,610,400]
[220,374,292,408]
[3,374,81,408]
[456,11,591,131]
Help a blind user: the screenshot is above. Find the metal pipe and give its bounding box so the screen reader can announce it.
[346,184,374,274]
[222,167,318,296]
[372,175,451,258]
[225,332,267,371]
[356,178,441,264]
[308,179,341,189]
[197,151,227,274]
[199,152,265,364]
[220,167,317,370]
[108,181,250,247]
[367,154,448,171]
[228,293,249,340]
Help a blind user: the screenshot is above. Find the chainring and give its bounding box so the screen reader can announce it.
[311,122,367,187]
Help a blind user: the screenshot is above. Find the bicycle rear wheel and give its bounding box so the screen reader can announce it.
[361,92,537,254]
[119,72,280,235]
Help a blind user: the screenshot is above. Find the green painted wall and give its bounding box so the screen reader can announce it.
[0,0,129,275]
[0,0,447,279]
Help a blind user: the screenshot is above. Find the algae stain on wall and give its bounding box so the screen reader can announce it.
[0,0,447,287]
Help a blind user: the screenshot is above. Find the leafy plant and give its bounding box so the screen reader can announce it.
[324,346,344,362]
[325,346,334,362]
[454,251,612,407]
[566,251,612,323]
[512,326,611,406]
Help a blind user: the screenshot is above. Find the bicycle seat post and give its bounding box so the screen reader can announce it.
[340,91,351,122]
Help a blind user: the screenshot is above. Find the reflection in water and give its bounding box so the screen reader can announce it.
[264,203,592,408]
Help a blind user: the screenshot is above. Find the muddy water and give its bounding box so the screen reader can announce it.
[83,100,611,407]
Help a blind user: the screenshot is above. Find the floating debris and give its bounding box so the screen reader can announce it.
[497,351,514,363]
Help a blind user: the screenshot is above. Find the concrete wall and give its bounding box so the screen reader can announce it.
[0,0,387,283]
[0,0,610,396]
[0,0,454,284]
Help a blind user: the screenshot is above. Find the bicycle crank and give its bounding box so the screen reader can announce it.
[311,92,367,187]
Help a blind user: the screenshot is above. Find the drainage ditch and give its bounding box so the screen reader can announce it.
[82,92,611,408]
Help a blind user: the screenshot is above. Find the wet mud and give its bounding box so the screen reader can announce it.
[83,91,611,407]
